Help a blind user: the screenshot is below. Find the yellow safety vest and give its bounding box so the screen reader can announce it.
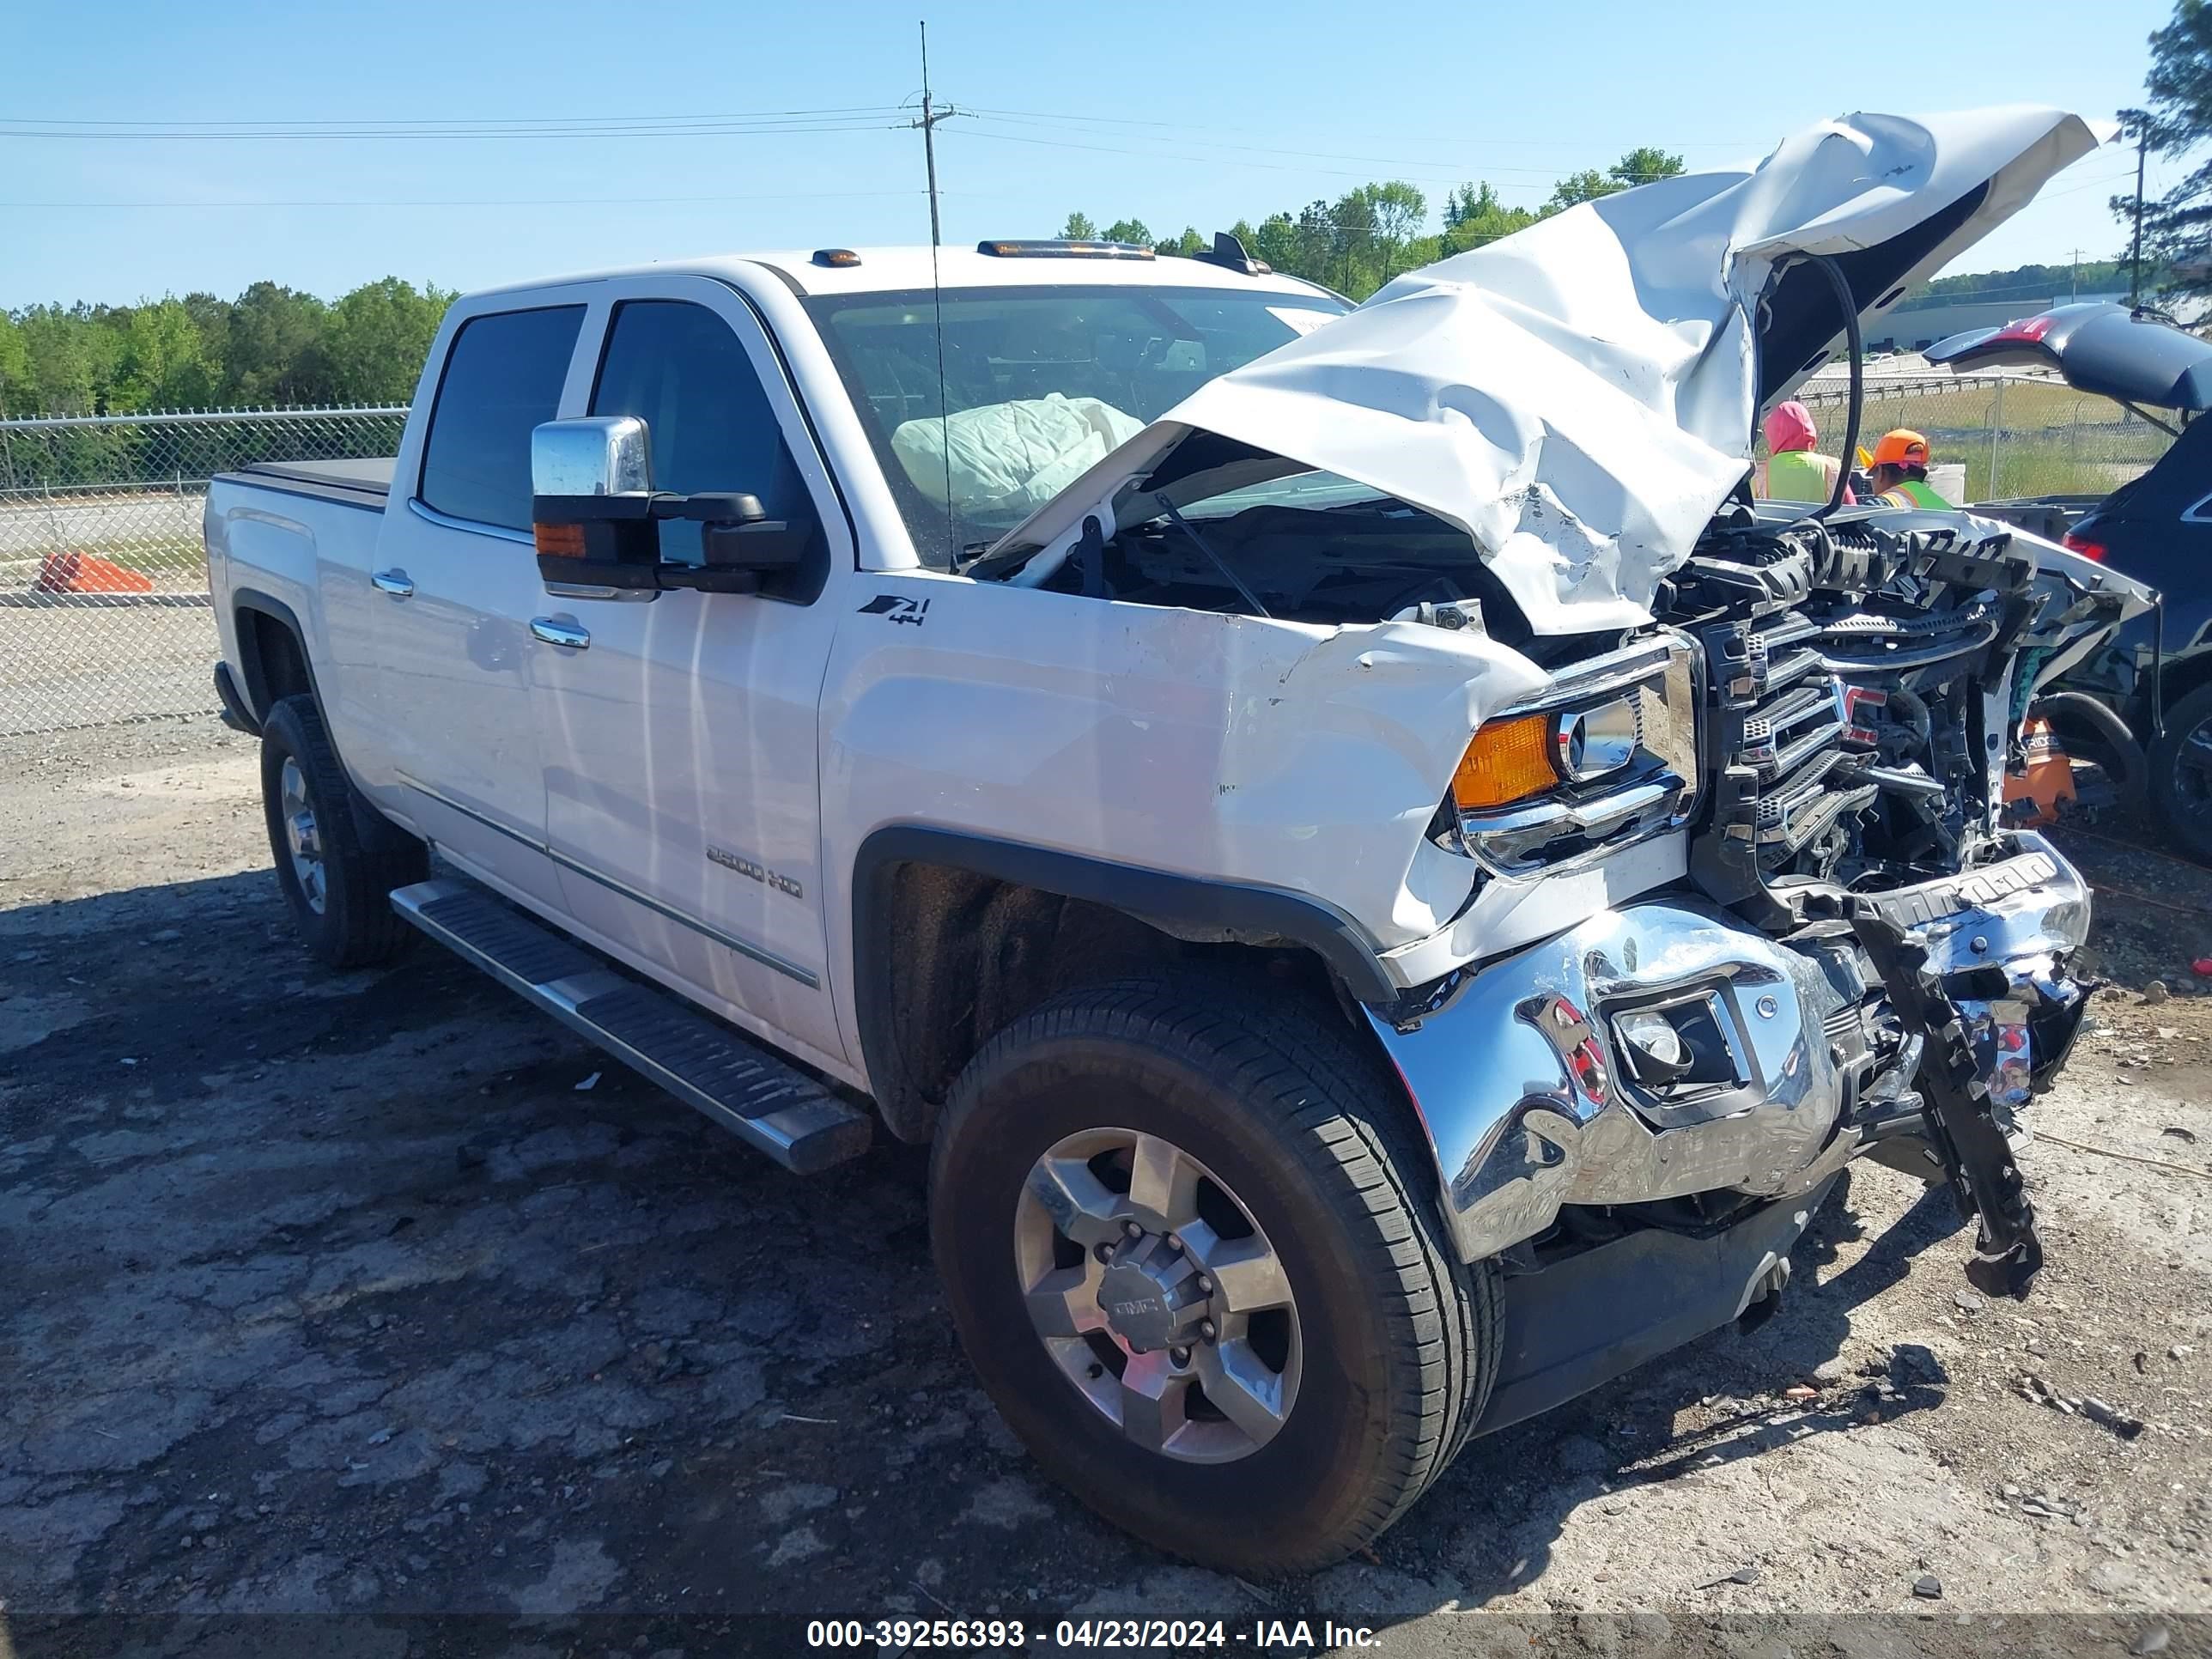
[1877,477,1952,510]
[1761,448,1839,501]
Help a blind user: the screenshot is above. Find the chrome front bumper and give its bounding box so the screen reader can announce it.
[1368,835,2091,1265]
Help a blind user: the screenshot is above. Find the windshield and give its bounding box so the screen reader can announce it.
[804,283,1346,564]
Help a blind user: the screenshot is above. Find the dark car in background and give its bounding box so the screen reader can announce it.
[1929,303,2212,860]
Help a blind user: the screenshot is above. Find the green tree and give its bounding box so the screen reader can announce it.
[1439,181,1536,255]
[1356,181,1426,281]
[0,311,29,414]
[1101,218,1153,247]
[1292,201,1338,285]
[1610,146,1686,188]
[222,282,332,404]
[1059,211,1097,240]
[1154,226,1205,257]
[180,291,233,380]
[323,278,453,403]
[14,304,122,414]
[2118,0,2212,304]
[113,297,217,411]
[1247,211,1299,275]
[1542,168,1620,215]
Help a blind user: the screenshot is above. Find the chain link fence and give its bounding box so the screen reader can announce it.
[1790,369,2176,503]
[0,407,406,741]
[0,380,2180,750]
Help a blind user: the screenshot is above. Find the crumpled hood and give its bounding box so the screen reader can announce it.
[994,106,2111,635]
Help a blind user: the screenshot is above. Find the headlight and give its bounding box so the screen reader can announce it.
[1449,691,1650,812]
[1445,633,1701,875]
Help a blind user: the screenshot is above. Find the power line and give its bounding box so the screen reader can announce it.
[2029,164,2143,202]
[962,110,1711,181]
[948,124,1534,191]
[2,189,935,210]
[961,116,1705,189]
[0,115,908,141]
[965,102,1759,152]
[0,104,902,130]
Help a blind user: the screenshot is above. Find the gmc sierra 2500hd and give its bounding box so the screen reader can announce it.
[205,106,2148,1573]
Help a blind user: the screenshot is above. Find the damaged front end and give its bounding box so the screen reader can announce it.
[1369,505,2123,1304]
[963,107,2135,1310]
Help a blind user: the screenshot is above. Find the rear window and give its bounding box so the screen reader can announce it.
[419,305,586,531]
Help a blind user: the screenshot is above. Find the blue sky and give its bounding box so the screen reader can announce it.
[2,0,2183,308]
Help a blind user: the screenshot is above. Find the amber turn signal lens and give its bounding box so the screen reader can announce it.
[1451,714,1560,811]
[534,522,586,558]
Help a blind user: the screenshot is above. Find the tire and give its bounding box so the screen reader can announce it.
[2150,683,2212,866]
[259,695,428,968]
[929,975,1498,1576]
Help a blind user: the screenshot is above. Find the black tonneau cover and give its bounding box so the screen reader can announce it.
[228,458,395,509]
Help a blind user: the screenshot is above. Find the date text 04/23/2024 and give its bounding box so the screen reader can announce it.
[805,1620,1383,1650]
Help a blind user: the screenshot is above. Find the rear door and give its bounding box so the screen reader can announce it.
[526,279,853,1067]
[366,300,591,912]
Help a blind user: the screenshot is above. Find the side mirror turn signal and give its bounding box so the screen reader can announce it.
[529,419,812,597]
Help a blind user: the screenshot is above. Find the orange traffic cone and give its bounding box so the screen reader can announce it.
[35,551,155,595]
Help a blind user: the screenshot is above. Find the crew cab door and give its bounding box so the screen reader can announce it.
[366,299,592,912]
[526,281,851,1066]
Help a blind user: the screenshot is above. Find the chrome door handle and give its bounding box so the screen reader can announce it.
[370,569,415,598]
[529,617,590,650]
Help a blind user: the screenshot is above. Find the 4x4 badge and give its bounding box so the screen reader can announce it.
[859,594,929,626]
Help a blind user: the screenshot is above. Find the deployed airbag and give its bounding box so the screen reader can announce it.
[893,394,1146,517]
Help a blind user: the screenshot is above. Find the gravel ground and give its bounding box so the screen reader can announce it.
[2,720,2207,1657]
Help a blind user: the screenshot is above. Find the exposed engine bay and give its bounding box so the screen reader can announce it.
[1659,501,2134,1294]
[1000,481,2142,1298]
[1022,494,1539,638]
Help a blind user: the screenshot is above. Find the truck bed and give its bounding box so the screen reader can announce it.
[225,458,395,511]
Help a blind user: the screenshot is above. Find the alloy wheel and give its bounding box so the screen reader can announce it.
[1015,1127,1301,1464]
[278,756,326,915]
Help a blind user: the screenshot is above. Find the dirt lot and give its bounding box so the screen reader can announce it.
[3,719,2208,1657]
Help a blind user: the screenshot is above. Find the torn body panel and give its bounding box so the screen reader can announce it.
[984,107,2108,635]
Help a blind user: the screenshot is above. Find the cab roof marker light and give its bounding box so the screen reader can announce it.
[1192,230,1272,277]
[975,239,1156,260]
[811,248,862,268]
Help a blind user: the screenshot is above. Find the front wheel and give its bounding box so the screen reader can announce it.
[929,977,1498,1576]
[2150,683,2212,866]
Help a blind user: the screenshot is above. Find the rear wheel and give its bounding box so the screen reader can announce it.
[2151,683,2212,865]
[259,695,427,968]
[929,976,1498,1576]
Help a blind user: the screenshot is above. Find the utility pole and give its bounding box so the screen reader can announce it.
[2130,135,2147,307]
[2068,248,2081,304]
[910,22,960,248]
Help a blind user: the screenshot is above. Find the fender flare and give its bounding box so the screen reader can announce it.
[231,586,321,720]
[850,824,1399,1137]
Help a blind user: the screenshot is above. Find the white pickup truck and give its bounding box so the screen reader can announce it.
[205,106,2147,1574]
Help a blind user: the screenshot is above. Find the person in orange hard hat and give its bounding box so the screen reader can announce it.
[1869,430,1952,509]
[1753,401,1854,504]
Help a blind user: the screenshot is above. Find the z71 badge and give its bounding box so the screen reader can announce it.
[858,593,929,626]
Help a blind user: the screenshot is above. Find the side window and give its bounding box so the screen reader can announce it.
[418,305,585,532]
[589,300,817,564]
